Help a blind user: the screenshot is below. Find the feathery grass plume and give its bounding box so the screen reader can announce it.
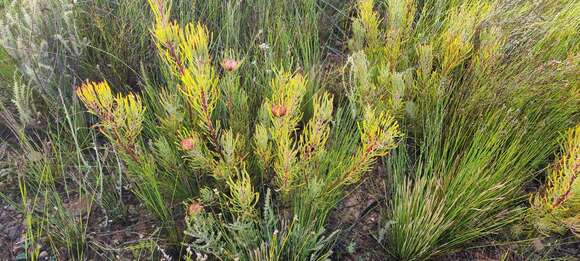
[348,0,580,260]
[0,0,87,100]
[0,4,129,250]
[530,125,579,236]
[0,0,104,158]
[11,77,36,126]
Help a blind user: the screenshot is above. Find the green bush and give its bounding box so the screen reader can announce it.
[70,2,400,258]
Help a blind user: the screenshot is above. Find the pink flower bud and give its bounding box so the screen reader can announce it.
[272,104,287,117]
[180,138,196,151]
[220,58,240,72]
[187,200,203,216]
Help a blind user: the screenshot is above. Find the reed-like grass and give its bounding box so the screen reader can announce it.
[347,0,578,259]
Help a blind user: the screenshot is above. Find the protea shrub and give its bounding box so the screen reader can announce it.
[74,0,401,259]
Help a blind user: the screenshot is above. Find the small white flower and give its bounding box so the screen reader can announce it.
[259,43,270,51]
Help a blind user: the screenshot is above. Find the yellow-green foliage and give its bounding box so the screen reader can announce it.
[347,0,418,117]
[344,107,400,185]
[75,81,114,115]
[150,12,221,144]
[266,72,308,195]
[75,81,144,158]
[530,125,580,236]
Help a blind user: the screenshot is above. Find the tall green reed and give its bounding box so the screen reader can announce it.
[348,0,579,259]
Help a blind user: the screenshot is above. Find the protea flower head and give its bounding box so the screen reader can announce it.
[187,200,203,216]
[271,104,287,117]
[180,137,196,151]
[220,58,241,72]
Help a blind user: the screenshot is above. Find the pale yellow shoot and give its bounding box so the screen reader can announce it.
[75,81,114,115]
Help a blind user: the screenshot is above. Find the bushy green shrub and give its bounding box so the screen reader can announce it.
[67,0,401,259]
